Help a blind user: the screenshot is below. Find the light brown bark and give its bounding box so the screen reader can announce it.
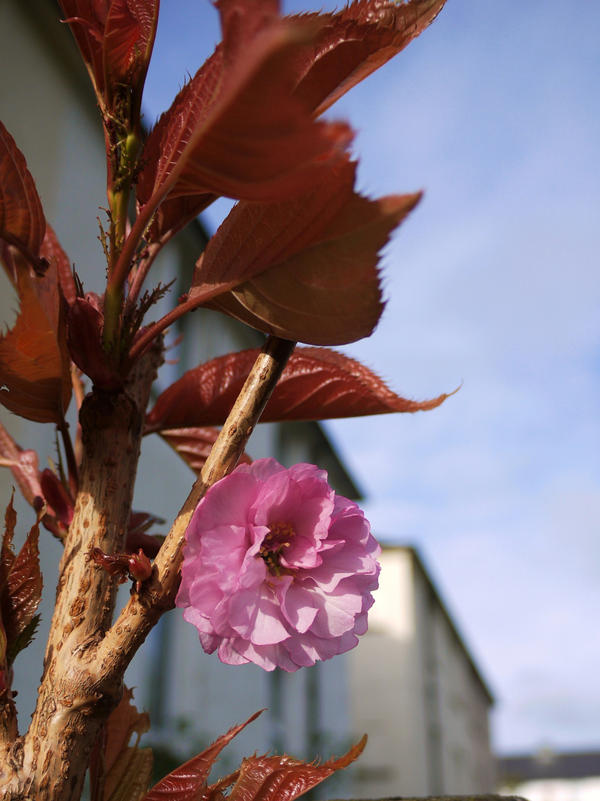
[0,342,163,800]
[0,336,295,801]
[95,336,297,684]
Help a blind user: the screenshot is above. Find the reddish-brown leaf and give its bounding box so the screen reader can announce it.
[0,240,20,286]
[59,1,107,93]
[40,469,74,528]
[0,121,46,271]
[217,0,280,65]
[126,511,164,559]
[139,192,216,249]
[142,710,263,801]
[146,347,452,432]
[159,427,251,475]
[125,528,163,559]
[0,425,72,540]
[103,0,159,91]
[194,171,420,344]
[292,0,448,116]
[136,47,222,206]
[66,297,122,390]
[190,162,415,345]
[135,46,224,242]
[90,686,152,801]
[60,0,158,110]
[127,510,164,540]
[137,20,351,215]
[0,616,7,678]
[1,514,43,650]
[203,770,242,801]
[0,422,44,508]
[191,161,354,293]
[0,496,17,589]
[104,749,153,801]
[225,735,367,801]
[0,263,72,423]
[40,223,76,305]
[106,687,150,769]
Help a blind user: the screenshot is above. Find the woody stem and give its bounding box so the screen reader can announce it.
[95,335,296,681]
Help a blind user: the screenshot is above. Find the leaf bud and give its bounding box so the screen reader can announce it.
[125,131,140,163]
[40,468,74,528]
[66,298,122,390]
[127,549,152,584]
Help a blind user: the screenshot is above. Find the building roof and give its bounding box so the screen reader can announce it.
[499,749,600,782]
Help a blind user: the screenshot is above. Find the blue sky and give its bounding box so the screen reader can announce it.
[143,1,600,755]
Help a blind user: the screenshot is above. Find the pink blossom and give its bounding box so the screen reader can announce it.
[176,458,380,671]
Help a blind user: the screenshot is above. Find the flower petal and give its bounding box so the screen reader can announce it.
[228,587,290,645]
[280,583,318,633]
[177,458,380,671]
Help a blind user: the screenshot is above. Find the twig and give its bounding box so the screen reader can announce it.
[57,417,78,499]
[128,276,235,362]
[126,240,162,307]
[21,340,164,801]
[95,335,296,681]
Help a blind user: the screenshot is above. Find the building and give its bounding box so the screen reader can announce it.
[125,547,497,797]
[348,545,495,797]
[498,749,600,801]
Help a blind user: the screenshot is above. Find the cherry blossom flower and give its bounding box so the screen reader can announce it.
[176,458,380,671]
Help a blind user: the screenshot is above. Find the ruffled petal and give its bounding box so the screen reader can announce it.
[217,638,251,666]
[177,458,380,671]
[228,587,290,645]
[280,583,319,633]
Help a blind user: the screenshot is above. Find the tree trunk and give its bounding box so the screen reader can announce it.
[0,342,162,801]
[0,336,295,801]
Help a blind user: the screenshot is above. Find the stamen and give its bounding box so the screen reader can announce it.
[258,521,296,575]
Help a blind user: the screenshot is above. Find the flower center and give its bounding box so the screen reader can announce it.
[259,522,295,575]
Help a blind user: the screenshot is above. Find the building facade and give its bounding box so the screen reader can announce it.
[349,546,495,797]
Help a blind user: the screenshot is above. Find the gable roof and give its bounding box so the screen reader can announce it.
[499,750,600,782]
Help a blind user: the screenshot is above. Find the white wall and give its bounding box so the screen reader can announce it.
[349,549,430,796]
[500,776,600,801]
[349,547,494,797]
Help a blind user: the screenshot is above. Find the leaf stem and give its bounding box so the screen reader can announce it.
[126,241,162,307]
[57,417,78,499]
[103,192,157,351]
[107,192,161,300]
[128,291,216,361]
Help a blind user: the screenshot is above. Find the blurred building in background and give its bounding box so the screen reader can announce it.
[1,1,494,797]
[350,546,495,797]
[498,749,600,801]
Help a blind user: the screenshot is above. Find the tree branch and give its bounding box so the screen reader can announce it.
[0,335,295,800]
[96,336,296,682]
[3,340,165,801]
